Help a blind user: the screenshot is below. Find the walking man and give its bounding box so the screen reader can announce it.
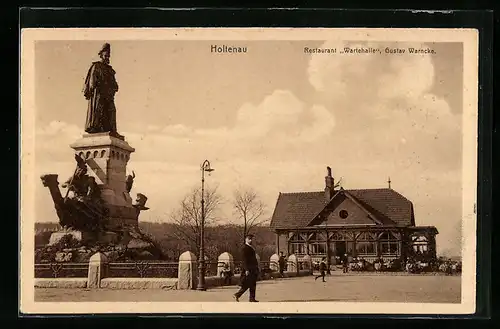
[342,253,349,273]
[278,251,286,278]
[315,257,327,282]
[221,263,232,285]
[233,234,259,302]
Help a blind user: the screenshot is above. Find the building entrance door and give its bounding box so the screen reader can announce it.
[336,241,347,258]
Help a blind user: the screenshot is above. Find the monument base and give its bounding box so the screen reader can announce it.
[48,229,122,247]
[83,131,125,141]
[39,128,162,262]
[48,230,87,246]
[40,224,164,263]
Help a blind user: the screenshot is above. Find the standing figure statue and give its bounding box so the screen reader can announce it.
[62,154,89,200]
[83,43,121,136]
[125,171,135,193]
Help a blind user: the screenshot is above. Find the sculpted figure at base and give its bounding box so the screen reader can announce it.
[83,43,120,136]
[41,155,106,232]
[62,155,89,200]
[133,193,149,211]
[125,171,135,193]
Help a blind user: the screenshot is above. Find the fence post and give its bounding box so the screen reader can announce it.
[87,252,108,289]
[178,251,197,290]
[217,252,234,276]
[302,254,313,275]
[288,254,298,275]
[269,254,279,271]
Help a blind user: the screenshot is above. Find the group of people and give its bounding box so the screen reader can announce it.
[438,259,461,275]
[314,253,352,279]
[229,235,359,301]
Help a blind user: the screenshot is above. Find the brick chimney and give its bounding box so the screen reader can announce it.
[325,166,335,202]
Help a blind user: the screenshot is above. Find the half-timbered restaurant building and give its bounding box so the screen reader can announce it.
[270,167,438,266]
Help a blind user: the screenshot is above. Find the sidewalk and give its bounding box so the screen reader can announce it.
[35,273,461,303]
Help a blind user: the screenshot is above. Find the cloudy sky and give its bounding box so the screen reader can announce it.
[34,40,464,256]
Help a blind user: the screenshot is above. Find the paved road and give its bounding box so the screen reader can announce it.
[35,273,461,303]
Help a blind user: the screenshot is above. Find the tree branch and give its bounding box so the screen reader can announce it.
[232,187,268,240]
[168,185,223,255]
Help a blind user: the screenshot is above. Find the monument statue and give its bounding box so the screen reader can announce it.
[83,43,120,135]
[39,42,164,261]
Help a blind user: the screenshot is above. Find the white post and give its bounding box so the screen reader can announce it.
[87,252,108,289]
[302,254,313,275]
[269,253,279,271]
[178,251,198,290]
[288,254,298,274]
[217,252,234,276]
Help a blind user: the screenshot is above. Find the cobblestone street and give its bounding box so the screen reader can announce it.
[35,273,461,303]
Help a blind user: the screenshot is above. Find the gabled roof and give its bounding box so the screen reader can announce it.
[348,189,415,227]
[308,189,389,227]
[269,188,415,230]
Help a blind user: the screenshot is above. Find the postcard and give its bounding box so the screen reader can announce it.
[20,27,478,315]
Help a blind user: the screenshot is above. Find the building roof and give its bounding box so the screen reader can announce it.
[270,188,415,230]
[270,192,327,229]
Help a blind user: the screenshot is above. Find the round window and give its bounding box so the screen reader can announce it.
[339,210,349,219]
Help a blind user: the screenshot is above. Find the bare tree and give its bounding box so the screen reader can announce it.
[169,185,223,256]
[232,188,268,242]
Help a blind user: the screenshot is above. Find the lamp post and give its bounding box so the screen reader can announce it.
[196,159,214,291]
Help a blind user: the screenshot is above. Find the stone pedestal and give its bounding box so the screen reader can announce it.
[177,251,197,290]
[70,132,138,230]
[269,253,280,271]
[302,254,313,274]
[217,252,234,276]
[288,254,298,273]
[87,252,108,288]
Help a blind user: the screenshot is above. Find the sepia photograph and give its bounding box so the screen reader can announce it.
[20,28,478,315]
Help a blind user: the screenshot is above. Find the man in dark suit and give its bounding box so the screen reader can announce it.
[278,251,286,278]
[315,257,327,282]
[233,234,259,302]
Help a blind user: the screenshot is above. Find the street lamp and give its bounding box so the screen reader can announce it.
[197,159,214,291]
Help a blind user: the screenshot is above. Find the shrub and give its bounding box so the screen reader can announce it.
[53,234,81,249]
[35,247,57,263]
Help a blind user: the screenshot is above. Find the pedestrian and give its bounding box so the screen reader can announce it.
[342,253,349,273]
[278,251,286,277]
[314,257,327,282]
[221,262,232,285]
[233,234,259,302]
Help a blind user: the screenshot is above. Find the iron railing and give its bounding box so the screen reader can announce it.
[107,261,178,278]
[230,261,280,274]
[204,261,220,277]
[35,262,89,278]
[34,259,313,279]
